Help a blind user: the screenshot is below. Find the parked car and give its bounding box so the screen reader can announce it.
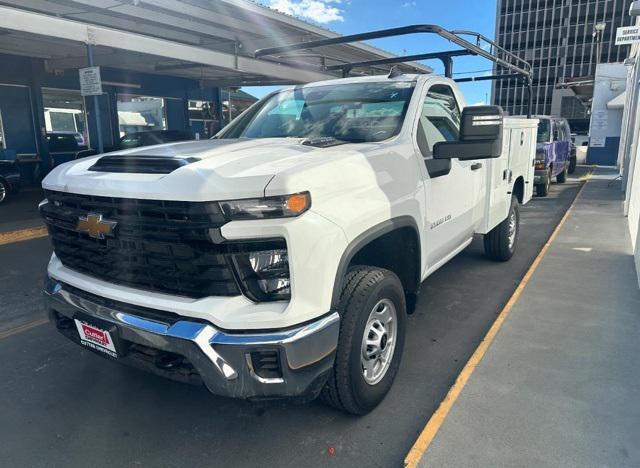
[48,130,86,146]
[576,140,589,165]
[569,132,590,174]
[41,78,538,414]
[0,160,21,204]
[39,25,539,415]
[532,116,572,197]
[47,132,89,167]
[46,131,195,165]
[118,130,192,149]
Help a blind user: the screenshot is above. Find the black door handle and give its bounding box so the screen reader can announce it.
[470,163,483,171]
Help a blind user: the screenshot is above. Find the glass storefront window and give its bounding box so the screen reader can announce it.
[117,95,166,137]
[42,88,89,147]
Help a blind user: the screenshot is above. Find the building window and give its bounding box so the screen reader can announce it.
[116,94,166,137]
[42,88,89,147]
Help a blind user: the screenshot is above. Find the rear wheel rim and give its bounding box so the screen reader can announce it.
[0,182,6,203]
[361,298,397,386]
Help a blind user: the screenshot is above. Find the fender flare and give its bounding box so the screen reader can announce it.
[330,215,421,309]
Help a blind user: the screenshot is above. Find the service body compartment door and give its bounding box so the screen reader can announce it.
[523,127,536,203]
[476,129,511,234]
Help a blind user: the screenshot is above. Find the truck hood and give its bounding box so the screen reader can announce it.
[42,138,351,201]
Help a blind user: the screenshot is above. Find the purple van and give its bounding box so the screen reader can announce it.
[532,116,572,197]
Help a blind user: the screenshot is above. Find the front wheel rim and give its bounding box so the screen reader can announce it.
[0,182,6,203]
[361,298,397,386]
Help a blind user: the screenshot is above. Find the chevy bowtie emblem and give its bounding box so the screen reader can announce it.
[77,213,117,239]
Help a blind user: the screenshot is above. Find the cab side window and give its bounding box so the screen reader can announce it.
[416,85,461,158]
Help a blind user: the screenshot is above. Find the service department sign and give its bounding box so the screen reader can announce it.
[79,66,103,96]
[615,26,640,46]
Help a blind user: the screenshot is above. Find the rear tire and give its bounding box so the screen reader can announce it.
[321,267,406,415]
[535,168,551,197]
[556,167,567,183]
[484,196,519,262]
[568,157,577,174]
[0,178,8,204]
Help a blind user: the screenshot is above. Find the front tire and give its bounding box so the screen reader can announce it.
[321,267,407,415]
[484,196,520,262]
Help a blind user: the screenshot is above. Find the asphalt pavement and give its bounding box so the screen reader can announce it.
[0,188,45,233]
[0,171,585,468]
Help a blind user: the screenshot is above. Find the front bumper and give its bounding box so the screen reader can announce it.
[44,277,339,400]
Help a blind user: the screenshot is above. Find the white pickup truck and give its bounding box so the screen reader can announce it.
[41,26,538,414]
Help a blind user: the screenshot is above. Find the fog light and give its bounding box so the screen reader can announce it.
[249,350,282,380]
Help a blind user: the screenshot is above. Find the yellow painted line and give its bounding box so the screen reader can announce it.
[0,226,48,246]
[578,166,596,181]
[404,175,592,468]
[0,319,49,340]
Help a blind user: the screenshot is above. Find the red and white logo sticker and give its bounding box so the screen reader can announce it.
[81,324,110,346]
[74,319,117,357]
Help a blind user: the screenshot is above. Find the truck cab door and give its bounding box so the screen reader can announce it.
[414,83,476,270]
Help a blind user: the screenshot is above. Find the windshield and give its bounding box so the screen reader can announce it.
[218,82,416,143]
[537,119,551,143]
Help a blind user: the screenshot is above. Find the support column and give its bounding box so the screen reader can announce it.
[28,58,50,180]
[86,43,104,153]
[442,57,454,78]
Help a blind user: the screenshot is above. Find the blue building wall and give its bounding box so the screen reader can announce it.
[587,137,620,166]
[0,53,221,184]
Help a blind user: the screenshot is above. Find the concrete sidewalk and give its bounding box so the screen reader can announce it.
[419,168,640,468]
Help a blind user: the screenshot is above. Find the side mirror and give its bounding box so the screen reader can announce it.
[433,105,504,160]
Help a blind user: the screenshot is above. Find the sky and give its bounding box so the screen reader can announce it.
[244,0,498,105]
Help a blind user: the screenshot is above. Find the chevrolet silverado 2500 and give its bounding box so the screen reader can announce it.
[40,26,539,414]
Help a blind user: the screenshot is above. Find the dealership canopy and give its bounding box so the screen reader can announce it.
[0,0,432,86]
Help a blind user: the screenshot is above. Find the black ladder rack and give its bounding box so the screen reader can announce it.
[254,24,533,117]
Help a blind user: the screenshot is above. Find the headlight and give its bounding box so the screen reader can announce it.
[220,192,310,220]
[231,244,290,301]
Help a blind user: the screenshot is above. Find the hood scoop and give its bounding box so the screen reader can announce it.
[89,155,200,174]
[300,137,348,148]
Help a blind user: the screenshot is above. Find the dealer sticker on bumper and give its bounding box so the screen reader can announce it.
[74,319,118,358]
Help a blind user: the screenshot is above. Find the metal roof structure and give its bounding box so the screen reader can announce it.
[255,24,535,116]
[0,0,432,86]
